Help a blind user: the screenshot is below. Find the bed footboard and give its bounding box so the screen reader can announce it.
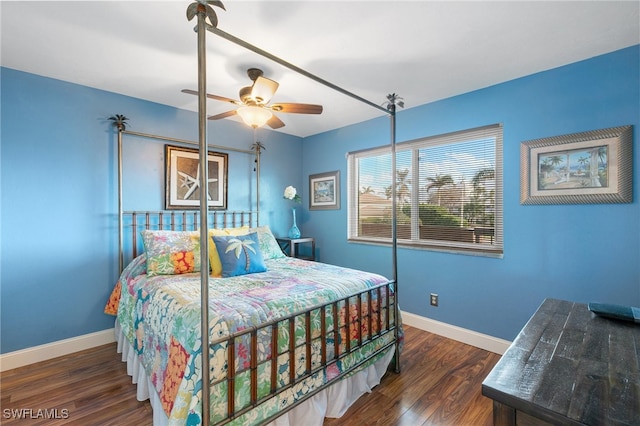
[208,279,399,425]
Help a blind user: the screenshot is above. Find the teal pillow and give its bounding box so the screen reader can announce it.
[250,225,286,260]
[213,232,267,277]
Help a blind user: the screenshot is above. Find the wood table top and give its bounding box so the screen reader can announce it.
[482,298,640,425]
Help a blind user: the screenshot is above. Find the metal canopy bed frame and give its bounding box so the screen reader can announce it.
[112,2,402,425]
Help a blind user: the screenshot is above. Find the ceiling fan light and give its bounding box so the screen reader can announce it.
[237,106,273,128]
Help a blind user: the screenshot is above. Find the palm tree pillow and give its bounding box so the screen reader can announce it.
[213,232,267,277]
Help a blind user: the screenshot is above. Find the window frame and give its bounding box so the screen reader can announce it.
[347,124,503,257]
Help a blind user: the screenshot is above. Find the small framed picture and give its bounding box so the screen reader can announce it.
[520,125,632,205]
[309,171,340,210]
[165,144,228,210]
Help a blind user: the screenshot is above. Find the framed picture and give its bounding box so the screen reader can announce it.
[165,144,228,210]
[309,170,340,210]
[520,125,632,205]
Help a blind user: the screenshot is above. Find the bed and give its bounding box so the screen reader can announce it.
[105,212,401,425]
[106,3,403,424]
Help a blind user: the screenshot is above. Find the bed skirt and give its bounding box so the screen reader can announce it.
[115,320,393,425]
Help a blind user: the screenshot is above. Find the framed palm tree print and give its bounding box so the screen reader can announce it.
[520,125,632,205]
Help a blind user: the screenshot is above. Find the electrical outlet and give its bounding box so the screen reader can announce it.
[430,293,439,307]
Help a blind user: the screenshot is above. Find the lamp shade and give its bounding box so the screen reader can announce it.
[251,76,279,104]
[237,106,273,128]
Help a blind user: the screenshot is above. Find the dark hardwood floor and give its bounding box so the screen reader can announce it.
[1,326,500,425]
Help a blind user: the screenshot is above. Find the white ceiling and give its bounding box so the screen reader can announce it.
[1,1,638,137]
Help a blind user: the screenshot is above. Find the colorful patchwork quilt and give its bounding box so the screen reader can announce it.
[109,255,400,425]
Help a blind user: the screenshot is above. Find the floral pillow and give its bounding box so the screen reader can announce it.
[250,225,286,260]
[212,232,267,277]
[208,226,250,277]
[141,230,201,276]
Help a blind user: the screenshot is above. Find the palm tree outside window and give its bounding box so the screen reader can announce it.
[347,124,503,257]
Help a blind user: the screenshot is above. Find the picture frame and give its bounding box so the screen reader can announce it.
[520,125,632,205]
[309,170,340,210]
[165,144,228,210]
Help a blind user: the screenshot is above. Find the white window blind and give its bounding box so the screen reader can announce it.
[347,124,503,256]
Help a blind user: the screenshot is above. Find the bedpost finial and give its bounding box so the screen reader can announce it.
[187,1,226,28]
[250,141,266,154]
[383,93,404,112]
[108,114,129,131]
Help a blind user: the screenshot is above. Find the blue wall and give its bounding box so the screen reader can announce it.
[301,46,640,340]
[0,68,303,353]
[2,45,638,353]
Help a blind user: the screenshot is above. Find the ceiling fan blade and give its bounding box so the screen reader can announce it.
[270,103,323,114]
[208,110,237,120]
[266,114,285,129]
[181,89,240,105]
[251,76,279,104]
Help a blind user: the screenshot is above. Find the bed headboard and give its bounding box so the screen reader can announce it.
[121,210,257,268]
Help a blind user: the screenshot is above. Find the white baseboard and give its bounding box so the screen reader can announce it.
[0,313,509,372]
[0,328,116,372]
[401,311,511,355]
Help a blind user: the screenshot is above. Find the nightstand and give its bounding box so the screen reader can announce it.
[276,237,315,261]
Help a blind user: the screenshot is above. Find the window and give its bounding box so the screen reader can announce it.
[347,124,503,256]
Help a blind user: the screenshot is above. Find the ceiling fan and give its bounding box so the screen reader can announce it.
[182,68,323,129]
